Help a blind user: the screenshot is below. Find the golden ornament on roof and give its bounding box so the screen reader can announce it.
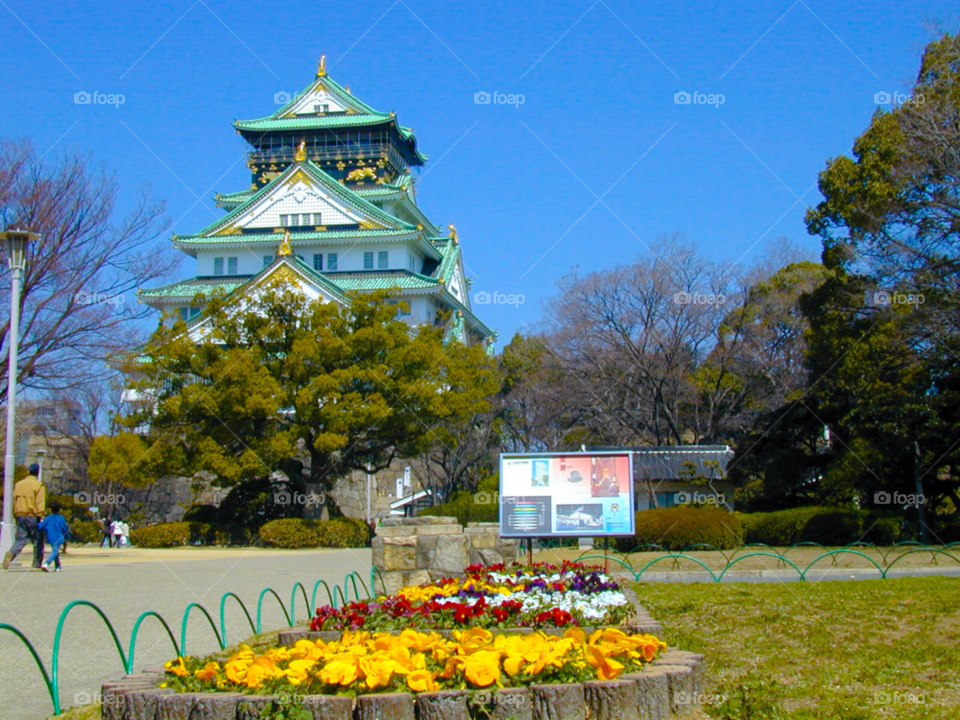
[278,229,293,256]
[447,224,458,243]
[294,139,307,162]
[346,167,377,182]
[317,54,327,76]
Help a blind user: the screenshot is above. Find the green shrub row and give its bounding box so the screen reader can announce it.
[258,517,371,548]
[69,520,103,544]
[621,506,745,551]
[129,522,254,548]
[739,506,900,546]
[126,517,372,549]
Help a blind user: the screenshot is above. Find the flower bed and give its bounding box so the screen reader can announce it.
[162,626,666,697]
[311,562,635,632]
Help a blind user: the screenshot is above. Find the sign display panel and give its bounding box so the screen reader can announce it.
[498,452,635,537]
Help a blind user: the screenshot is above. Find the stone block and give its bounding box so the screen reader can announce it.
[380,570,407,596]
[466,522,500,529]
[236,696,274,720]
[376,525,417,538]
[406,517,458,526]
[123,688,173,720]
[415,690,469,720]
[402,569,432,588]
[489,687,533,720]
[414,524,462,535]
[622,671,669,720]
[429,534,468,575]
[355,692,415,720]
[382,542,417,571]
[653,656,702,695]
[190,693,244,720]
[300,694,354,720]
[466,532,498,549]
[645,664,693,714]
[478,548,505,566]
[531,683,585,720]
[583,680,639,720]
[155,692,198,720]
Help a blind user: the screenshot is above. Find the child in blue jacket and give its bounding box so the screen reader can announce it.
[38,501,69,572]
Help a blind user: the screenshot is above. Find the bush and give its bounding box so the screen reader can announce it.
[258,518,371,548]
[130,521,252,548]
[418,476,499,526]
[69,520,103,544]
[740,506,902,546]
[626,506,744,551]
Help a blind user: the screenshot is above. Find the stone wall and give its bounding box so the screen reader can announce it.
[372,517,521,595]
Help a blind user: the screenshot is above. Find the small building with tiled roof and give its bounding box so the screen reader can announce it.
[140,55,494,350]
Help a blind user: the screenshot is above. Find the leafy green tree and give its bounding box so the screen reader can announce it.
[120,281,498,514]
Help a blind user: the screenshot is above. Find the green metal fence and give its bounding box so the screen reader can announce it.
[0,567,376,716]
[573,541,960,581]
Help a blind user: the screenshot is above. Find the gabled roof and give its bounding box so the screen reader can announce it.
[138,277,248,302]
[233,65,427,164]
[191,158,416,239]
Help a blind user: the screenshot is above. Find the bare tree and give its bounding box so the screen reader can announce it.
[0,139,178,396]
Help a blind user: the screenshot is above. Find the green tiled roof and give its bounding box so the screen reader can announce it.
[173,228,416,246]
[329,271,440,291]
[139,277,248,299]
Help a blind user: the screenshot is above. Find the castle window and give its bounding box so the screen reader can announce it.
[378,251,388,269]
[213,257,224,275]
[227,257,238,275]
[364,252,374,270]
[313,254,323,271]
[289,214,300,226]
[313,213,322,225]
[328,253,338,270]
[279,214,288,226]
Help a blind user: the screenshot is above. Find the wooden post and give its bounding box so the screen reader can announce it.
[527,537,534,566]
[604,536,610,574]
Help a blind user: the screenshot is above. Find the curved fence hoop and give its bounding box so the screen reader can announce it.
[884,548,960,577]
[332,583,348,608]
[218,592,256,648]
[0,623,58,714]
[343,572,362,604]
[800,550,884,581]
[573,554,638,576]
[727,543,777,562]
[52,601,128,716]
[128,611,180,673]
[289,583,312,625]
[311,579,336,610]
[256,588,292,634]
[370,567,388,597]
[716,552,802,582]
[181,602,223,655]
[634,554,718,582]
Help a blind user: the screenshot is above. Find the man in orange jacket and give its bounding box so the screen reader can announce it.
[2,464,46,570]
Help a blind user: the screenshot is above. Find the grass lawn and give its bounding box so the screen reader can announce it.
[638,576,960,719]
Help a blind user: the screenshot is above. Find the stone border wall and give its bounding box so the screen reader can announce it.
[103,648,704,720]
[372,518,521,595]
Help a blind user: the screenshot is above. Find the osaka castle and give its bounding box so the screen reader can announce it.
[139,55,494,350]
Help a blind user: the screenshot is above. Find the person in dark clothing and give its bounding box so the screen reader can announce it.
[39,501,69,572]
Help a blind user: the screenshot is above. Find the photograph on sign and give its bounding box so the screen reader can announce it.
[498,452,635,537]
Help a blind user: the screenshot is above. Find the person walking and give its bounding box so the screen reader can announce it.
[2,464,46,570]
[111,517,123,548]
[98,517,111,548]
[38,501,69,572]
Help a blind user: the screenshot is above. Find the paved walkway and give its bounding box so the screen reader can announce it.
[0,545,372,720]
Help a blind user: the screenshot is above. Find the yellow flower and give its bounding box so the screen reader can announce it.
[164,657,189,678]
[194,661,219,682]
[360,656,396,689]
[460,650,502,687]
[284,658,317,685]
[454,627,493,654]
[406,670,439,693]
[585,645,624,681]
[503,654,526,677]
[320,656,361,686]
[244,655,281,689]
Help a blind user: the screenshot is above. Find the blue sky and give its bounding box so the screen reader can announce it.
[0,0,954,344]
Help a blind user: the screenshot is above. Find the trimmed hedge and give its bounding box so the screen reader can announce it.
[130,522,253,548]
[69,520,103,544]
[739,506,901,546]
[624,506,744,551]
[258,518,371,548]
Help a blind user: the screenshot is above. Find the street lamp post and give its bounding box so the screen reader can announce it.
[0,228,39,558]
